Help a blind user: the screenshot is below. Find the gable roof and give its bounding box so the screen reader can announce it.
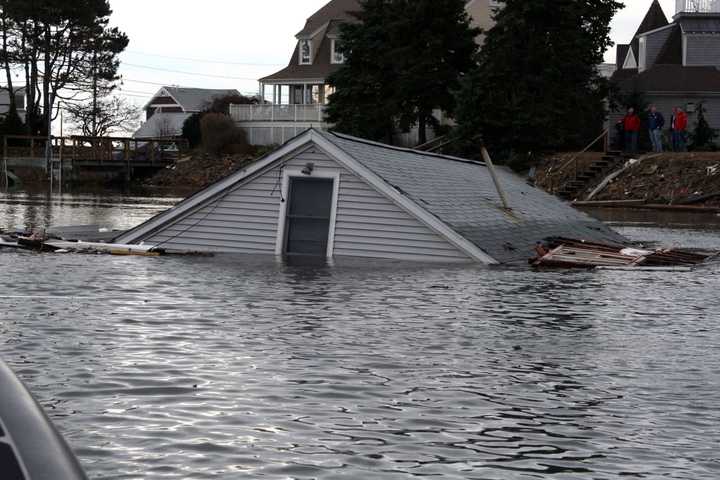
[297,0,360,37]
[622,0,670,67]
[115,129,624,264]
[145,87,242,112]
[635,0,670,38]
[260,39,343,83]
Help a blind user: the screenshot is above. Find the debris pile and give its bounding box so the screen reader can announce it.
[538,152,720,205]
[532,237,715,270]
[143,149,268,190]
[0,227,209,257]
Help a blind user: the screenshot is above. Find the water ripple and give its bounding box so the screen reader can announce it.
[1,221,720,478]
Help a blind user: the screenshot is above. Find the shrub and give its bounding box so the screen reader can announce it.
[200,113,249,156]
[690,102,718,151]
[182,113,203,148]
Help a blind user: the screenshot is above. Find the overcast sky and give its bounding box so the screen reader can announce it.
[109,0,677,105]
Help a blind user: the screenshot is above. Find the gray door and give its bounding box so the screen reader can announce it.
[285,177,334,256]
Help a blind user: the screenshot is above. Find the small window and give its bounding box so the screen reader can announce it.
[331,39,345,64]
[638,36,647,71]
[299,39,312,65]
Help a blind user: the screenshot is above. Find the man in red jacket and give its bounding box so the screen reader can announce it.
[621,107,641,155]
[671,107,689,152]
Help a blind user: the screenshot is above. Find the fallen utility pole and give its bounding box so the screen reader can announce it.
[480,146,511,211]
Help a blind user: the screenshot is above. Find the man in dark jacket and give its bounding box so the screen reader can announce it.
[648,105,665,153]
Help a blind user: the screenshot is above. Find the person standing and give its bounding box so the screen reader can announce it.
[622,107,641,155]
[648,105,665,153]
[670,107,688,152]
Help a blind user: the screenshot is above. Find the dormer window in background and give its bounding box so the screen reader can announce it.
[331,39,345,64]
[300,39,312,65]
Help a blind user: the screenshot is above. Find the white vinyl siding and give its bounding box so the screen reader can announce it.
[140,147,470,262]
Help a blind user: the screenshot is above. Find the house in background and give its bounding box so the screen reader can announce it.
[610,0,720,135]
[115,129,622,264]
[232,0,504,146]
[134,86,242,139]
[0,87,26,123]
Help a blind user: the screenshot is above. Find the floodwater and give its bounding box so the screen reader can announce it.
[2,191,720,480]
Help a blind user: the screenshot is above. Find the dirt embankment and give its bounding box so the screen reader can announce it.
[591,153,720,204]
[142,150,264,190]
[536,152,720,205]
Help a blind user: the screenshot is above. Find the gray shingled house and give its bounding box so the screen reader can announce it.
[134,87,243,139]
[611,0,720,133]
[115,129,623,265]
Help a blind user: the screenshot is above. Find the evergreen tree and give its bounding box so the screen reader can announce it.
[326,0,479,144]
[454,0,622,168]
[690,102,718,151]
[0,0,128,135]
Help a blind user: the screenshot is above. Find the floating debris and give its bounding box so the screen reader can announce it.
[531,237,715,270]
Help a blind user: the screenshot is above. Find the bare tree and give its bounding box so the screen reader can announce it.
[65,96,139,137]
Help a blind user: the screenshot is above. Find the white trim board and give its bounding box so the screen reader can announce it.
[114,135,318,244]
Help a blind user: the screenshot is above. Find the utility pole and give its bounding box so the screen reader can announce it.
[92,49,98,137]
[44,25,52,173]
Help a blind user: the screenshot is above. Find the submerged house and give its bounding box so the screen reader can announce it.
[115,129,622,264]
[611,0,720,131]
[134,87,243,139]
[232,0,504,146]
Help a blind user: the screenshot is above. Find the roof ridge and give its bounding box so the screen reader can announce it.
[324,130,488,167]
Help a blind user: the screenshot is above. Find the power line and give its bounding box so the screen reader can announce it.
[125,50,282,67]
[122,62,259,81]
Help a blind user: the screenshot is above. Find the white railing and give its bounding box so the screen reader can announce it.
[677,0,720,13]
[230,104,326,123]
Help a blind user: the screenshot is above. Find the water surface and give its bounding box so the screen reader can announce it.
[1,192,719,479]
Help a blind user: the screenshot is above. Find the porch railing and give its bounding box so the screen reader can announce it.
[230,104,326,123]
[676,0,720,13]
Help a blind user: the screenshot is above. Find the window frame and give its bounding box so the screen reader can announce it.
[330,39,345,64]
[299,39,313,65]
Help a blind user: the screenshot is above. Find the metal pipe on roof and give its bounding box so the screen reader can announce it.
[480,146,511,211]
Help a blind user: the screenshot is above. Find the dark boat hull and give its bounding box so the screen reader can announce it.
[0,361,87,480]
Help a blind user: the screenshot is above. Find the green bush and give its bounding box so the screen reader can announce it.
[200,113,249,156]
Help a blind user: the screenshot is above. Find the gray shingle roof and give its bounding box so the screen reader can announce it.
[319,131,625,264]
[164,87,241,112]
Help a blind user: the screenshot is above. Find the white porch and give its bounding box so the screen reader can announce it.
[676,0,720,13]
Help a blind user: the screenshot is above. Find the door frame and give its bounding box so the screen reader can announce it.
[275,168,340,258]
